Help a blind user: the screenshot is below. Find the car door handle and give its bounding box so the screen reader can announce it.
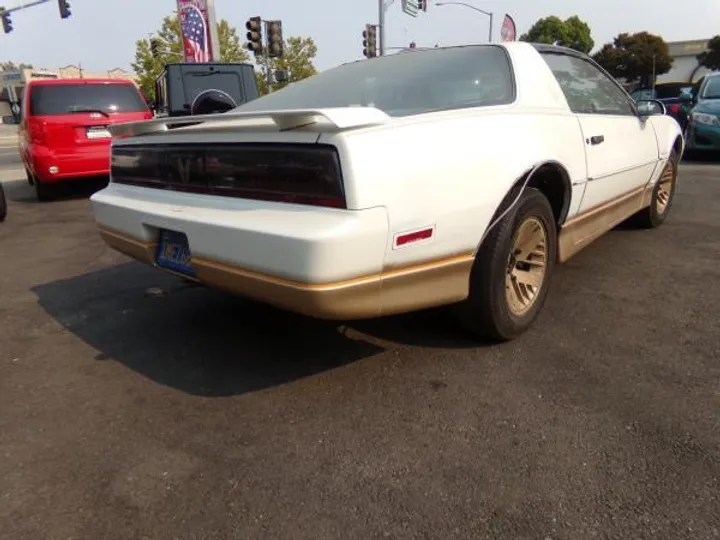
[589,135,605,145]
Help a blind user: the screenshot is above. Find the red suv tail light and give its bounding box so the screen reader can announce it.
[28,118,47,144]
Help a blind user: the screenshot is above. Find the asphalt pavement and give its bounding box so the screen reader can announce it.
[1,145,720,539]
[0,131,22,173]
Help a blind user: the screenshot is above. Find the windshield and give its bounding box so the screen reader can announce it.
[29,83,148,116]
[631,84,694,102]
[700,76,720,100]
[655,83,694,99]
[632,89,655,101]
[234,45,515,117]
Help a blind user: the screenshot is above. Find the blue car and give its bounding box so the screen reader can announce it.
[685,72,720,154]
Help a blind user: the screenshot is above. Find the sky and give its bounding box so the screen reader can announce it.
[0,0,719,73]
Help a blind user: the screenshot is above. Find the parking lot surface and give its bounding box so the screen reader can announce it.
[1,156,719,539]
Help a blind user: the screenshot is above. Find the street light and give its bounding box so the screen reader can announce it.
[435,2,493,43]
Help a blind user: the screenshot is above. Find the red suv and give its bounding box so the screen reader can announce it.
[19,78,152,201]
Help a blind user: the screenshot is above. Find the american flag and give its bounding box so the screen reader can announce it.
[181,5,209,62]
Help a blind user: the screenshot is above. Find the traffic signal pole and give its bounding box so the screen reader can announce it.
[1,0,51,14]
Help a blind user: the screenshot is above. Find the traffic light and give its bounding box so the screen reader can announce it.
[57,0,71,19]
[417,0,427,11]
[363,24,377,58]
[267,20,283,58]
[1,11,12,34]
[150,38,162,59]
[245,16,263,56]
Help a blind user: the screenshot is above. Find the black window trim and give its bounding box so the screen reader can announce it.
[533,44,640,117]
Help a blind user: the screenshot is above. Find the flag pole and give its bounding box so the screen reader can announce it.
[205,0,221,62]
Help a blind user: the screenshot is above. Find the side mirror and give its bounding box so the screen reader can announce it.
[637,99,666,117]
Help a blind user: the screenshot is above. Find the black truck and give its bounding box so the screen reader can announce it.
[152,62,260,117]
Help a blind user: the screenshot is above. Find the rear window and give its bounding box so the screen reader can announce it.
[29,83,148,116]
[234,45,515,117]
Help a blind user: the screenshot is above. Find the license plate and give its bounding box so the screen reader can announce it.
[87,126,111,139]
[155,229,195,276]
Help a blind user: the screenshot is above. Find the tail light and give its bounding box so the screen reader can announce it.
[28,119,47,145]
[670,104,681,114]
[111,143,348,209]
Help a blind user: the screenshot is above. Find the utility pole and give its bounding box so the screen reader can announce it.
[378,0,386,56]
[652,54,656,91]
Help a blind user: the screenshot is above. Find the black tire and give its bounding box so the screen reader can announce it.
[25,167,35,186]
[0,183,7,223]
[629,150,678,229]
[454,187,557,341]
[35,180,54,202]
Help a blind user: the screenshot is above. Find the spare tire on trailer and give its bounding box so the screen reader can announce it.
[190,89,238,116]
[0,182,7,223]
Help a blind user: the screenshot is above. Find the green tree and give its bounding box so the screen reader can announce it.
[253,36,318,95]
[131,15,250,100]
[593,31,673,87]
[697,35,720,71]
[0,61,33,71]
[519,15,594,54]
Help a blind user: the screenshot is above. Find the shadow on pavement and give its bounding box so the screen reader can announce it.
[7,175,108,204]
[32,261,484,396]
[32,261,390,397]
[681,150,720,164]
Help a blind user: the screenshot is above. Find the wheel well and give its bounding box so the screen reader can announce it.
[673,135,683,157]
[477,161,572,252]
[525,162,572,225]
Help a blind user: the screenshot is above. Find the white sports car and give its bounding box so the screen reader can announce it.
[90,42,682,341]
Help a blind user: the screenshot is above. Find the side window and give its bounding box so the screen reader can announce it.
[541,53,635,116]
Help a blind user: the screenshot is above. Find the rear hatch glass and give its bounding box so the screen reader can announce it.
[29,83,148,116]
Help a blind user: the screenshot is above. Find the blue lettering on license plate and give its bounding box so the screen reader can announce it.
[155,229,195,276]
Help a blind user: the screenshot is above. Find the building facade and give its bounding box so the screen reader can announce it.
[657,39,713,84]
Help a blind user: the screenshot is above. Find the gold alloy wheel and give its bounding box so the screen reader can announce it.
[505,216,548,317]
[656,160,675,214]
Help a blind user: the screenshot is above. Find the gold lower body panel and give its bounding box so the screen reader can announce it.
[97,176,658,319]
[97,226,474,320]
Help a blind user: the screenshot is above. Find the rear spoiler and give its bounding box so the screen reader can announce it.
[109,107,391,139]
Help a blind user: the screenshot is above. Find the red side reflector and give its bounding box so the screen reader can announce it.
[394,227,434,248]
[670,104,680,113]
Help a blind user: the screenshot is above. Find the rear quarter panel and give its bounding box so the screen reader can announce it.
[322,107,587,270]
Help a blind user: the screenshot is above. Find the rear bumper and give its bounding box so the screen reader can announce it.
[90,183,472,320]
[28,143,111,183]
